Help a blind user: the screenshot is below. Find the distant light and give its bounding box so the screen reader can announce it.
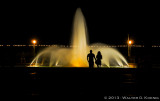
[32,39,37,44]
[30,72,37,75]
[128,40,133,45]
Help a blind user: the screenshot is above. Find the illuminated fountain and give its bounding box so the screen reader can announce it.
[30,8,128,68]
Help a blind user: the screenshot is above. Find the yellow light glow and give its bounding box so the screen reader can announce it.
[128,40,133,45]
[30,72,37,75]
[32,40,37,44]
[70,58,87,67]
[128,63,137,68]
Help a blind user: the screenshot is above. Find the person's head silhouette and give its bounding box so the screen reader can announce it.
[90,50,92,53]
[98,51,101,55]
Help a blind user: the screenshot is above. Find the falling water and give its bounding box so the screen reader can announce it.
[30,8,128,68]
[71,8,89,67]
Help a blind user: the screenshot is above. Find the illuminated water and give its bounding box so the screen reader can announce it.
[30,8,128,67]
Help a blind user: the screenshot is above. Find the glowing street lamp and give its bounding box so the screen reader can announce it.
[128,40,132,45]
[32,40,37,45]
[127,35,133,57]
[31,39,37,57]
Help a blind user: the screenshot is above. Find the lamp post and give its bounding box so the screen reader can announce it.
[32,39,37,57]
[127,34,133,57]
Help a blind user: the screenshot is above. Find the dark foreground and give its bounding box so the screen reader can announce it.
[0,67,160,100]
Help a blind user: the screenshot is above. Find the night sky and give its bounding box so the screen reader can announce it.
[1,1,159,45]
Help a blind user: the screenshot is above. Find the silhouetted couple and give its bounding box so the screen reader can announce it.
[87,50,102,68]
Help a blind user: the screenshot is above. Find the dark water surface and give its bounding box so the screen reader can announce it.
[0,67,159,99]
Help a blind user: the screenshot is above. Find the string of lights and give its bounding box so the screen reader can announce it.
[0,44,146,47]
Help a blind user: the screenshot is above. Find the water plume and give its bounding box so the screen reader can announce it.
[30,8,128,68]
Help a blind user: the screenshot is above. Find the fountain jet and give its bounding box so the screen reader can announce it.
[30,8,128,68]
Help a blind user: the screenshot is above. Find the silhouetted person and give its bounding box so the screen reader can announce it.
[87,50,95,68]
[96,51,102,68]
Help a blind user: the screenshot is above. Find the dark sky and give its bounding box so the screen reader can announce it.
[0,1,159,45]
